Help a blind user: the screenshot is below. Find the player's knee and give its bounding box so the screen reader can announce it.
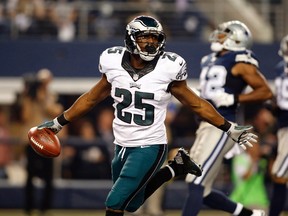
[105,196,125,211]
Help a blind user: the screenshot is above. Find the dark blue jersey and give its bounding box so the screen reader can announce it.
[199,50,259,121]
[274,60,288,128]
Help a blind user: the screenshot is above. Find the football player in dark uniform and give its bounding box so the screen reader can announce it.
[182,21,273,216]
[268,34,288,216]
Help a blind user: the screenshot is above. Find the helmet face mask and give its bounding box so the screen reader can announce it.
[279,35,288,62]
[125,15,166,61]
[209,20,252,52]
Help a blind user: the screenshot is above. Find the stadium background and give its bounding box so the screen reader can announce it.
[0,0,288,215]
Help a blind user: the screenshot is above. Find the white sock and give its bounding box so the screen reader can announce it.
[165,165,175,178]
[233,203,243,215]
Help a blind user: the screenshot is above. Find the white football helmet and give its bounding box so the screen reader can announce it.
[209,20,252,52]
[278,35,288,62]
[125,15,166,61]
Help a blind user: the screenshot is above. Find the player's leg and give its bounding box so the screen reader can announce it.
[145,184,166,216]
[199,124,271,216]
[106,145,130,216]
[143,147,202,200]
[204,189,236,212]
[40,158,54,213]
[182,122,234,216]
[268,181,287,216]
[24,145,36,215]
[125,145,168,212]
[105,144,167,216]
[268,128,288,216]
[203,189,266,216]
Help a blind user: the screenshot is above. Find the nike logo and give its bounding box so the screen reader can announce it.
[179,61,184,66]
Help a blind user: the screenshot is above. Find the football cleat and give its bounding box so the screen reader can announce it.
[168,147,202,177]
[251,209,266,216]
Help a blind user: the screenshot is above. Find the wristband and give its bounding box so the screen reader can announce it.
[218,119,231,132]
[57,113,70,126]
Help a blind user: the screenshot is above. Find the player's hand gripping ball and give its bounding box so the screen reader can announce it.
[28,127,61,158]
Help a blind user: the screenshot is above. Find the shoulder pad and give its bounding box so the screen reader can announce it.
[201,55,209,65]
[201,53,215,65]
[161,51,187,81]
[275,60,286,76]
[160,52,186,65]
[235,51,259,68]
[99,46,125,74]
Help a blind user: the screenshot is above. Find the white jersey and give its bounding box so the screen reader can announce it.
[99,46,187,147]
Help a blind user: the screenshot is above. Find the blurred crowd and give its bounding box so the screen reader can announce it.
[0,0,212,41]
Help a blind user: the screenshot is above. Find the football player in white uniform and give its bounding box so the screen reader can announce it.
[268,35,288,216]
[182,21,272,216]
[35,16,257,216]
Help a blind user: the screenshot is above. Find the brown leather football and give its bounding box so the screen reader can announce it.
[28,127,61,158]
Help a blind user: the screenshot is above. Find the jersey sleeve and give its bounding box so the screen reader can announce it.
[164,52,188,81]
[98,49,108,74]
[175,60,188,81]
[200,53,215,67]
[200,55,208,65]
[235,50,259,68]
[98,46,125,74]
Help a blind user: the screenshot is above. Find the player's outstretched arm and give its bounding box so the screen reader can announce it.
[170,80,226,126]
[38,74,111,133]
[170,80,257,149]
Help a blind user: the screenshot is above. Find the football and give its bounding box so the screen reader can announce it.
[28,127,61,158]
